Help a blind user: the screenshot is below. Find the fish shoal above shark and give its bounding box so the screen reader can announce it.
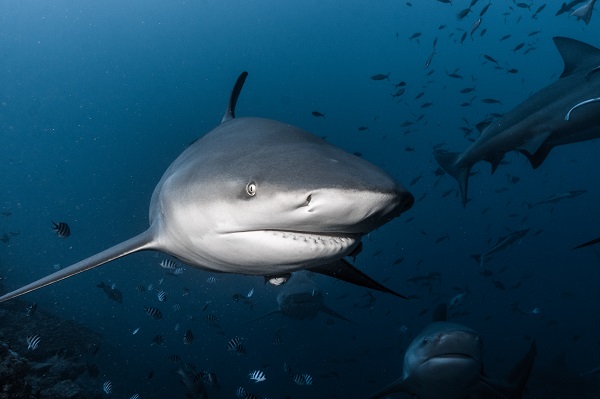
[435,36,600,206]
[0,71,414,303]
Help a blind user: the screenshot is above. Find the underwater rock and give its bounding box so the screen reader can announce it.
[0,298,104,398]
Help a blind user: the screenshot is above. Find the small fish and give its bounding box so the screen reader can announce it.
[236,344,247,355]
[152,335,166,346]
[135,285,146,292]
[303,373,314,385]
[143,306,162,319]
[168,354,181,362]
[132,327,140,335]
[470,18,482,38]
[103,381,113,395]
[26,335,41,350]
[51,221,71,238]
[236,387,248,398]
[159,259,176,269]
[171,267,184,275]
[157,289,167,302]
[97,282,123,303]
[370,73,390,81]
[26,303,37,316]
[206,277,218,284]
[357,126,369,131]
[479,2,491,16]
[513,43,525,52]
[481,98,502,104]
[246,288,254,298]
[204,314,219,323]
[311,111,325,118]
[172,303,182,312]
[183,329,194,344]
[227,336,243,351]
[409,32,422,41]
[248,370,266,383]
[129,394,140,399]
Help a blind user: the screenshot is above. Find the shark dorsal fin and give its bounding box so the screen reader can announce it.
[553,37,600,78]
[221,71,248,123]
[432,303,448,322]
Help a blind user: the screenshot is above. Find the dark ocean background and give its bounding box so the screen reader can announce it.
[1,1,600,398]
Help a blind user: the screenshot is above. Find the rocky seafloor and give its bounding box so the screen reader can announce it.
[0,296,103,399]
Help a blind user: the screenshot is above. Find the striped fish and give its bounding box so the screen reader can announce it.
[248,370,266,383]
[26,335,41,350]
[183,330,194,345]
[226,336,243,351]
[159,259,177,269]
[152,335,165,346]
[172,267,185,275]
[168,354,181,363]
[172,303,182,312]
[143,306,162,319]
[51,221,70,238]
[157,290,167,302]
[129,394,140,399]
[102,380,112,394]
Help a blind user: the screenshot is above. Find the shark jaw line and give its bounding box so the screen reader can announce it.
[424,353,477,363]
[224,229,360,249]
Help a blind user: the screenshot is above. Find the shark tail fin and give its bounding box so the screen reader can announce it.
[434,150,471,207]
[310,259,409,299]
[0,230,157,303]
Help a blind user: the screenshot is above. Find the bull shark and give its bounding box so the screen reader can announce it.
[245,271,355,324]
[0,72,414,303]
[526,189,586,209]
[366,305,537,399]
[435,37,600,206]
[471,228,530,267]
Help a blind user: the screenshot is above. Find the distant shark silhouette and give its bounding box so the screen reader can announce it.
[245,271,354,324]
[471,228,530,267]
[0,72,414,303]
[435,37,600,206]
[366,304,537,399]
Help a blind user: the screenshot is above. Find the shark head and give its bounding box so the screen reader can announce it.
[403,322,483,391]
[150,116,413,275]
[0,72,412,303]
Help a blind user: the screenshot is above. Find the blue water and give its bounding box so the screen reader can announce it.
[1,1,600,398]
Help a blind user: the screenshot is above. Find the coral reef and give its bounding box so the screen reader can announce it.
[0,298,103,399]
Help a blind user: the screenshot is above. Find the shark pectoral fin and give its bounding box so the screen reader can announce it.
[474,341,537,399]
[573,235,600,249]
[504,340,537,392]
[310,259,409,299]
[241,309,281,325]
[434,150,471,207]
[365,378,409,399]
[519,144,552,169]
[0,230,157,303]
[483,154,504,174]
[319,305,357,325]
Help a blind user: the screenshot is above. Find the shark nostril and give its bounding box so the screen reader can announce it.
[304,194,312,206]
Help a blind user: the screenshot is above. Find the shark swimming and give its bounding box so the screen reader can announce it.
[244,271,355,324]
[366,304,537,399]
[435,37,600,206]
[0,72,414,303]
[471,228,530,267]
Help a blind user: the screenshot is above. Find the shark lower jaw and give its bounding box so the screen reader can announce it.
[424,353,477,364]
[209,229,361,272]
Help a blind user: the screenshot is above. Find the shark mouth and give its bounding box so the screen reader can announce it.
[426,353,476,362]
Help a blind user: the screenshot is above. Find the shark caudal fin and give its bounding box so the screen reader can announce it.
[434,150,471,207]
[0,230,157,303]
[310,259,409,299]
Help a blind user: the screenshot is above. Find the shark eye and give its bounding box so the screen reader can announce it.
[246,181,257,197]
